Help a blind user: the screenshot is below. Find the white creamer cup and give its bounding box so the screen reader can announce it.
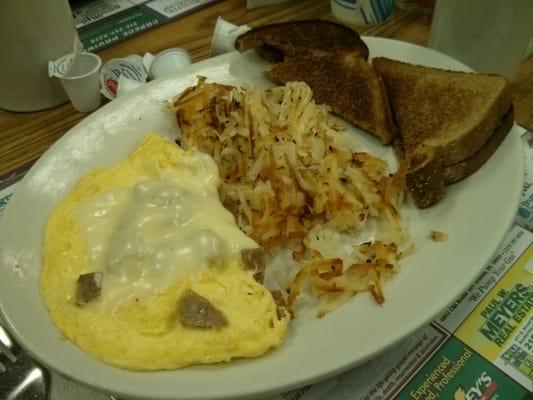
[142,53,156,73]
[123,54,144,66]
[116,75,144,98]
[100,57,147,100]
[211,16,251,56]
[49,52,102,112]
[149,48,192,80]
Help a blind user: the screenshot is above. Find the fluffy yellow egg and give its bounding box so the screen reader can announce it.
[41,134,289,370]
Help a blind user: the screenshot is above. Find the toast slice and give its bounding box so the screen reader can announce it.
[235,21,394,144]
[402,108,514,207]
[373,57,511,164]
[373,57,513,207]
[266,53,395,144]
[443,107,514,184]
[234,20,369,61]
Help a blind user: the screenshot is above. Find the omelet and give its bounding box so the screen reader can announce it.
[41,134,289,371]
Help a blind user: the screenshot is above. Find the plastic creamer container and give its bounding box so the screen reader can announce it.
[100,56,147,100]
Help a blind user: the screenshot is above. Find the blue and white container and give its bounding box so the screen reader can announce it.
[100,56,148,100]
[331,0,395,25]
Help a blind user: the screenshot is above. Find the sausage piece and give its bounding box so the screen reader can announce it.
[76,272,103,306]
[177,289,228,329]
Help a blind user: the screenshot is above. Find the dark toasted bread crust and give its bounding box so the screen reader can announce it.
[443,107,514,184]
[373,57,512,165]
[266,53,395,144]
[375,56,513,207]
[405,108,514,208]
[235,20,369,60]
[404,148,446,208]
[255,45,284,63]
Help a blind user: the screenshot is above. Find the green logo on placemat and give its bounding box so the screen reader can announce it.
[397,336,528,400]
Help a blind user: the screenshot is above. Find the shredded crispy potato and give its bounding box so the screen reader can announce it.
[171,77,410,316]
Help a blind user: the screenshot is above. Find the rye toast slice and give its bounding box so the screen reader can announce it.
[266,53,395,144]
[373,57,512,207]
[373,57,511,164]
[401,108,514,207]
[234,20,369,61]
[443,108,514,184]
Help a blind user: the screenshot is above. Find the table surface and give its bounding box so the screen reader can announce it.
[1,0,532,181]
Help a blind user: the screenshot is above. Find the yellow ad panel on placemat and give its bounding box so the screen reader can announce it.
[455,247,533,361]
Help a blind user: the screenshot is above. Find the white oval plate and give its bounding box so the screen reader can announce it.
[0,38,523,400]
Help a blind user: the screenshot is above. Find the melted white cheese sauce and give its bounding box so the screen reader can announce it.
[75,151,257,308]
